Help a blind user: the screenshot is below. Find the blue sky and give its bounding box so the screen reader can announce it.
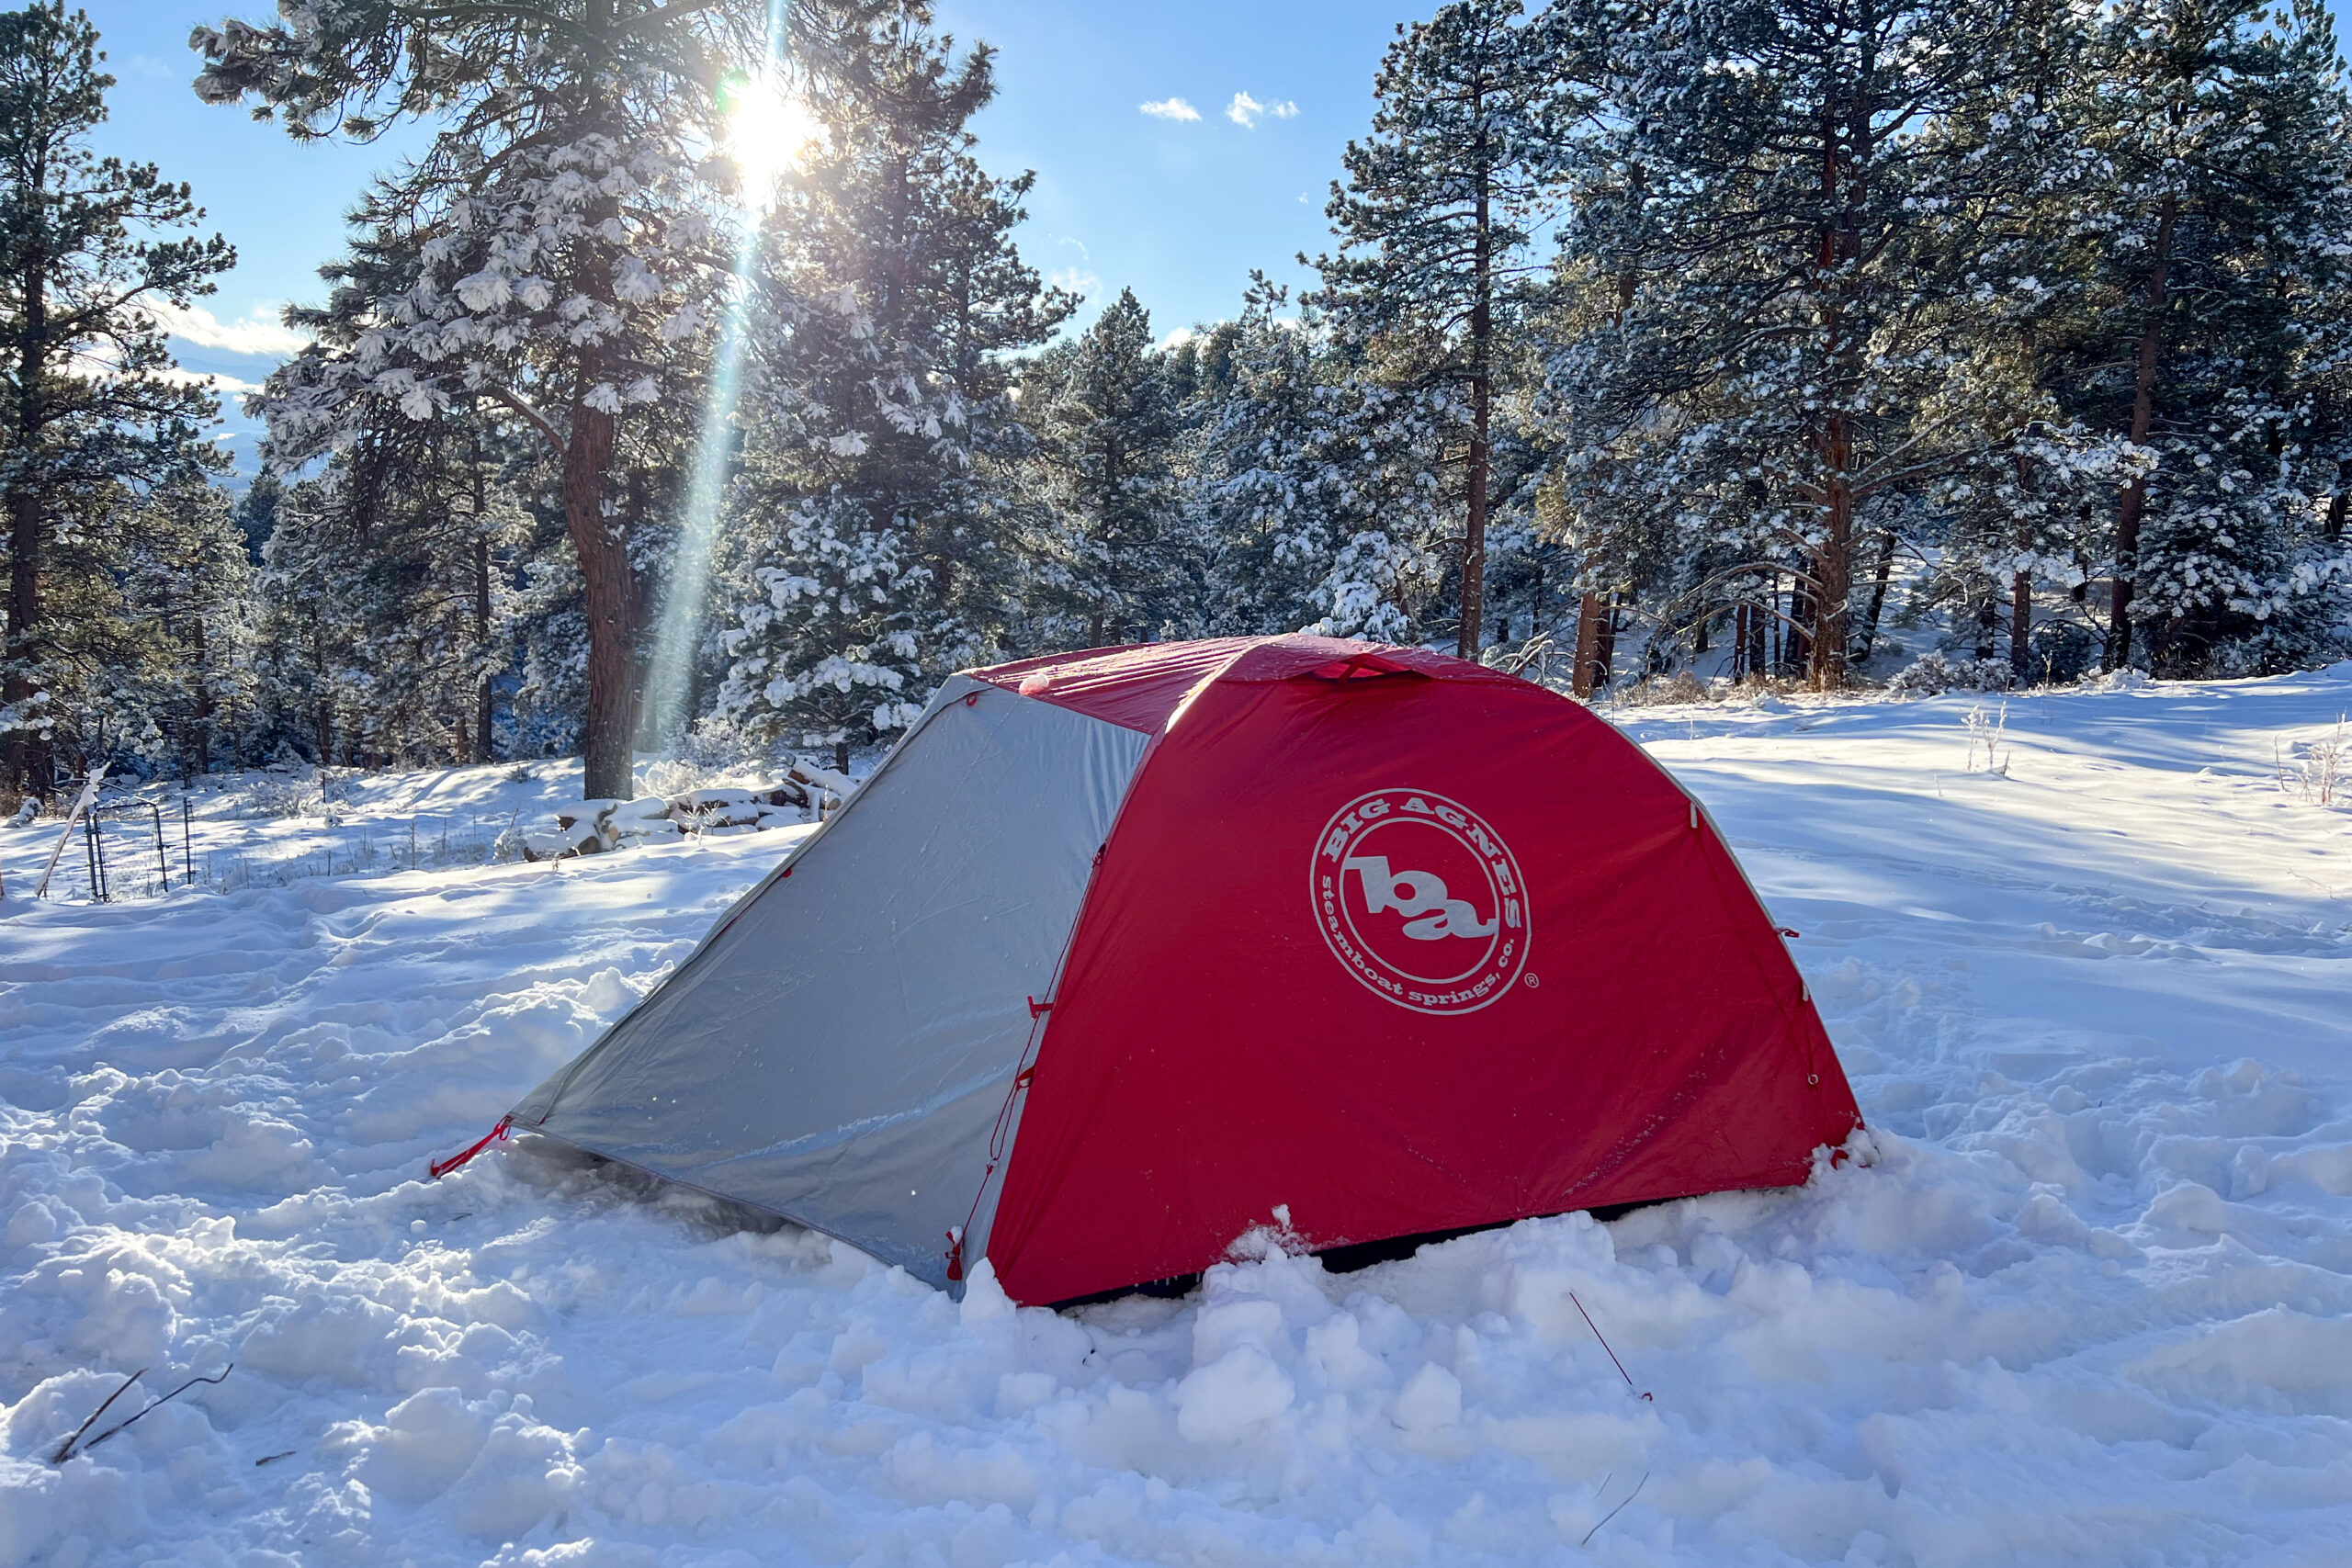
[74,2,1403,472]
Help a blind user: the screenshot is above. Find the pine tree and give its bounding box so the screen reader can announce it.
[232,469,279,564]
[1024,288,1193,645]
[1190,275,1453,640]
[251,475,365,767]
[1317,0,1567,659]
[250,411,530,768]
[707,498,928,772]
[0,1,232,794]
[1540,0,2084,688]
[196,0,778,797]
[2049,0,2352,671]
[706,4,1070,765]
[116,479,254,780]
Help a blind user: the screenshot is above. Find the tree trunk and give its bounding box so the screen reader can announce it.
[834,739,850,774]
[1804,61,1863,693]
[190,612,211,782]
[1457,165,1493,660]
[473,535,494,763]
[5,487,44,795]
[311,615,331,763]
[1593,594,1618,690]
[2011,452,2036,681]
[6,242,49,798]
[2327,457,2348,541]
[1809,452,1854,689]
[563,400,636,801]
[1571,590,1603,698]
[470,422,495,764]
[2108,193,2177,671]
[1857,531,1896,665]
[1787,578,1814,675]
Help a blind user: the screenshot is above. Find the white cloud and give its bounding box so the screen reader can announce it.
[1056,235,1092,263]
[154,365,266,398]
[1048,266,1101,300]
[1228,93,1298,129]
[148,300,309,358]
[1159,327,1196,352]
[1139,97,1201,122]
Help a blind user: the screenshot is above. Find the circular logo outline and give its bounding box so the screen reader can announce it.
[1309,788,1530,1016]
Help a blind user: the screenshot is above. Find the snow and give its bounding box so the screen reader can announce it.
[6,670,2352,1565]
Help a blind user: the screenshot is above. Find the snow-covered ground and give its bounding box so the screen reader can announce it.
[5,671,2350,1567]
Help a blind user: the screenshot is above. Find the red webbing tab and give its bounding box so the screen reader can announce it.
[429,1115,512,1179]
[1027,996,1053,1020]
[944,1226,966,1281]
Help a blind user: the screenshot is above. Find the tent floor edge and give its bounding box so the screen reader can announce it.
[1038,1174,1844,1312]
[504,1127,797,1240]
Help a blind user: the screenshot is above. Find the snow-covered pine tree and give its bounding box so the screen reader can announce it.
[1189,275,1454,640]
[247,408,531,768]
[1858,8,2115,682]
[707,497,928,773]
[195,0,774,798]
[251,474,365,768]
[1541,0,2079,689]
[1317,0,1569,659]
[2045,0,2352,672]
[0,1,233,795]
[110,479,255,780]
[1023,288,1194,646]
[706,4,1072,767]
[16,476,254,781]
[799,22,1074,653]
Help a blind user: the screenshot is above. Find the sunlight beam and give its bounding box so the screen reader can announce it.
[637,4,803,756]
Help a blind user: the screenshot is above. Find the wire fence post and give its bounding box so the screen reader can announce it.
[182,797,194,885]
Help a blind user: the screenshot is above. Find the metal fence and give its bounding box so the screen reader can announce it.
[51,796,514,903]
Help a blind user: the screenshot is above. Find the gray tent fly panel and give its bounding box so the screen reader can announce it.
[514,674,1147,1280]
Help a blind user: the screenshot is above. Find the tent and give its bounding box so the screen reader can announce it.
[513,635,1863,1305]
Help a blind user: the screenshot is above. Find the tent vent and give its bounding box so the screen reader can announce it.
[1306,652,1425,682]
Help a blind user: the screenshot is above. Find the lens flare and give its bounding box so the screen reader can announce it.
[722,71,822,202]
[638,7,797,753]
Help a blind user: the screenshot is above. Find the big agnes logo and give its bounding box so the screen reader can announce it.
[1311,788,1529,1015]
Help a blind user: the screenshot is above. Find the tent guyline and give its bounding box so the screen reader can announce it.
[435,635,1860,1307]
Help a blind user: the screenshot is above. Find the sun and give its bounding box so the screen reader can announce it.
[720,70,822,200]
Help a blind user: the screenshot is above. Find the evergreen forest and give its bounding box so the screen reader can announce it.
[6,0,2350,802]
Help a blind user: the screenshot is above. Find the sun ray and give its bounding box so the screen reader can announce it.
[721,69,822,205]
[638,8,802,750]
